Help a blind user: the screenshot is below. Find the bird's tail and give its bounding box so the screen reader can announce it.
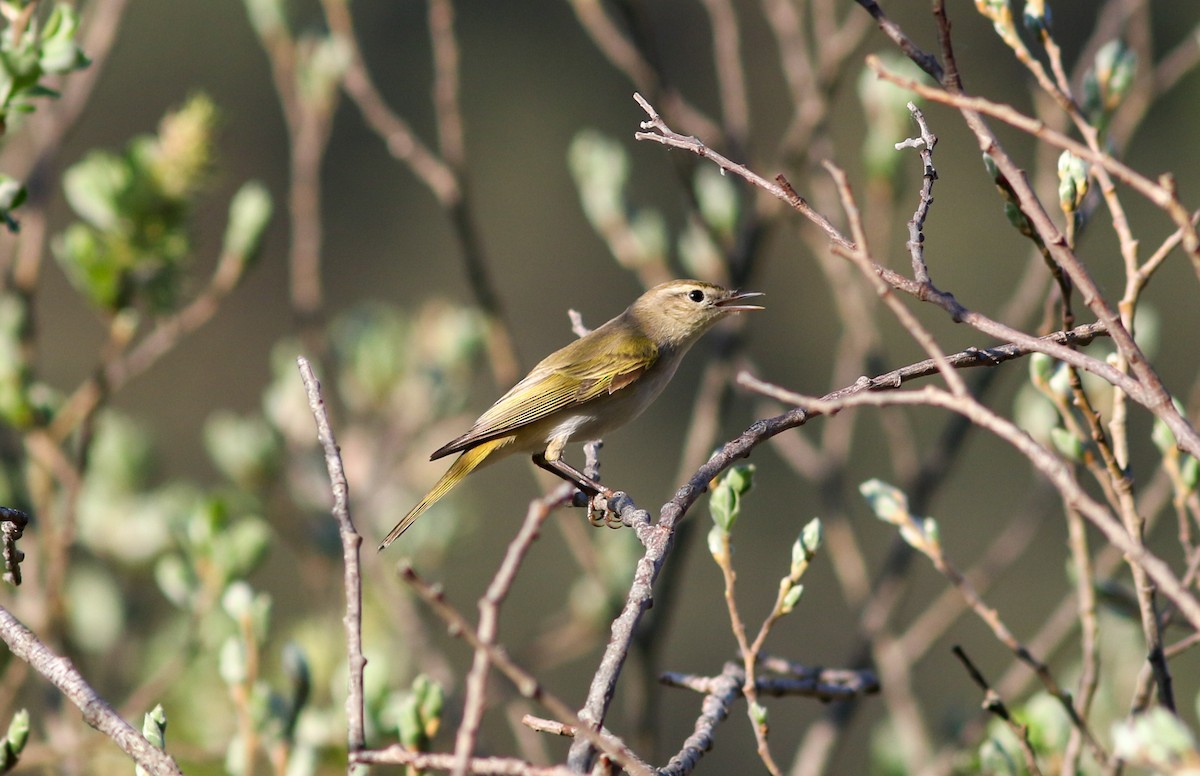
[378,437,511,550]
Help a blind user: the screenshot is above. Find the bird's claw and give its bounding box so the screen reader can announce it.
[585,490,624,529]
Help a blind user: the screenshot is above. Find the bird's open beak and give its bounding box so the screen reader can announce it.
[715,290,765,312]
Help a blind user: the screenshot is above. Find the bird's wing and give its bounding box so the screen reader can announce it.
[430,333,659,459]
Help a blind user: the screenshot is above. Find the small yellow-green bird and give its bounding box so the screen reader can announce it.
[379,279,763,549]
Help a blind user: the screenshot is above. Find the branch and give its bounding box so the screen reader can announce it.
[398,562,655,776]
[951,646,1043,776]
[0,606,181,775]
[295,358,366,758]
[632,91,1200,460]
[452,485,573,775]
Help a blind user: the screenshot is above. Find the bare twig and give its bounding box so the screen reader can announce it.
[951,646,1044,776]
[452,485,574,776]
[354,747,574,775]
[0,606,181,775]
[320,0,519,386]
[398,562,655,776]
[633,90,1200,459]
[295,358,366,758]
[773,384,1200,640]
[739,323,1108,404]
[655,660,877,776]
[51,243,253,442]
[566,322,1108,771]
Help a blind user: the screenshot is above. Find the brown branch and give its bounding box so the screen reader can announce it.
[295,358,366,757]
[452,486,573,776]
[566,320,1107,771]
[354,747,574,775]
[320,0,519,386]
[397,562,654,776]
[775,385,1200,641]
[633,91,1200,460]
[951,646,1044,776]
[0,606,181,775]
[50,242,253,442]
[655,660,877,776]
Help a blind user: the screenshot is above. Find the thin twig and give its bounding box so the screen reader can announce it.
[398,563,655,776]
[452,485,574,776]
[951,646,1044,776]
[295,358,367,758]
[771,383,1200,645]
[354,747,574,775]
[51,230,255,443]
[0,606,181,775]
[633,90,1200,459]
[320,0,519,386]
[567,324,1109,771]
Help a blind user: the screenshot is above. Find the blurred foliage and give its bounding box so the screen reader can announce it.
[135,705,167,776]
[0,710,27,773]
[0,2,89,228]
[54,94,218,312]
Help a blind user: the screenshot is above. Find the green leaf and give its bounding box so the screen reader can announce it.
[204,410,282,489]
[38,4,90,75]
[280,642,310,738]
[218,636,248,686]
[707,524,728,563]
[0,709,28,771]
[857,53,927,182]
[1083,40,1137,131]
[222,181,273,264]
[244,0,287,38]
[709,464,755,532]
[1050,427,1085,463]
[568,130,630,231]
[1022,0,1050,34]
[1151,399,1187,455]
[1056,150,1089,214]
[1112,707,1198,768]
[859,479,908,523]
[214,517,272,582]
[780,583,803,614]
[1028,352,1055,385]
[694,164,738,239]
[415,674,444,739]
[153,554,197,609]
[0,174,26,231]
[629,208,667,265]
[922,517,940,550]
[1182,455,1199,492]
[136,704,167,776]
[62,150,128,231]
[797,518,823,561]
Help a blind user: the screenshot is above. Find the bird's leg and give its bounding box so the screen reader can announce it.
[532,452,611,500]
[536,438,622,527]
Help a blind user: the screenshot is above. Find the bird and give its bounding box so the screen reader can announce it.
[379,279,763,549]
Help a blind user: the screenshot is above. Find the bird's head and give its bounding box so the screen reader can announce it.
[627,279,763,349]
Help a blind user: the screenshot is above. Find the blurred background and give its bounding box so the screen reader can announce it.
[0,0,1198,773]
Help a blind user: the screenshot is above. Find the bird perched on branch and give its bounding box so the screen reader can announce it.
[379,279,763,550]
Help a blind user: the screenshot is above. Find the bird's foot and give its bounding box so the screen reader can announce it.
[585,489,624,529]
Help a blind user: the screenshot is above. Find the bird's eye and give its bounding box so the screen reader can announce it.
[687,289,705,303]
